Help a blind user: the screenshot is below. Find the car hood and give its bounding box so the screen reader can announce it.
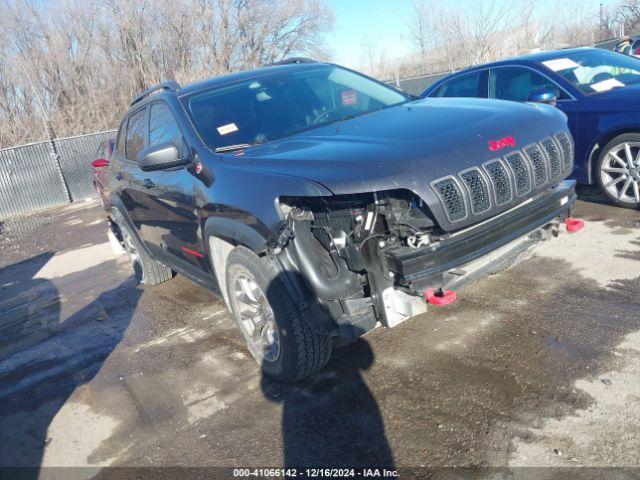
[224,97,570,231]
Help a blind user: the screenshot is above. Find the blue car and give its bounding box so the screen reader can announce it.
[422,47,640,208]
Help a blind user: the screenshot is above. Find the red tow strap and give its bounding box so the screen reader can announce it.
[423,288,457,306]
[564,216,585,233]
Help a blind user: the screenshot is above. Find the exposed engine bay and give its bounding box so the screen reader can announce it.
[275,182,576,342]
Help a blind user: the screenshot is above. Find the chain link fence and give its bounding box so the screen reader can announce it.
[0,130,116,220]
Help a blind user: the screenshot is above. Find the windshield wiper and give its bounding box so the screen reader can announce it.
[215,140,267,153]
[215,143,255,153]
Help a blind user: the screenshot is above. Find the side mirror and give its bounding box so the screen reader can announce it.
[138,142,188,172]
[526,87,557,106]
[91,158,108,168]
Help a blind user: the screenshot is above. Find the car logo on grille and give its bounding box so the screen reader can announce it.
[488,136,516,151]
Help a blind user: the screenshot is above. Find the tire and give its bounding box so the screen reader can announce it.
[225,246,333,383]
[112,210,173,286]
[595,133,640,209]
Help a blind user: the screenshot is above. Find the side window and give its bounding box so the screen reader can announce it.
[434,72,483,98]
[149,103,182,147]
[125,109,146,161]
[489,67,569,102]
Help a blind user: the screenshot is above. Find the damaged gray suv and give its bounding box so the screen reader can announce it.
[107,59,582,382]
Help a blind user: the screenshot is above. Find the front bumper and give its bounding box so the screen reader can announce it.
[385,180,577,293]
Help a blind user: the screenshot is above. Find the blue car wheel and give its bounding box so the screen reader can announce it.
[596,133,640,208]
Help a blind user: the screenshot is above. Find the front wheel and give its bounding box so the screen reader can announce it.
[596,133,640,208]
[225,246,333,382]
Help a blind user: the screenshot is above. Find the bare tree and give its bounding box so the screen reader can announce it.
[0,0,334,148]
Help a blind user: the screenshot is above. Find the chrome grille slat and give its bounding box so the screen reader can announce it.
[483,159,513,205]
[541,137,562,178]
[505,151,532,197]
[459,168,491,214]
[432,177,467,222]
[524,144,548,188]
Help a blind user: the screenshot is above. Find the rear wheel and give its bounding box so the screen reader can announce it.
[596,133,640,208]
[225,246,333,382]
[112,211,173,285]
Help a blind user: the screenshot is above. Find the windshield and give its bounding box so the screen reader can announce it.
[183,65,409,151]
[539,49,640,95]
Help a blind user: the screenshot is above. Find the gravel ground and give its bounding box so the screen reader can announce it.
[0,194,639,479]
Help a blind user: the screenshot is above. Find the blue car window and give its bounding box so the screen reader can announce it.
[433,72,482,98]
[489,67,568,102]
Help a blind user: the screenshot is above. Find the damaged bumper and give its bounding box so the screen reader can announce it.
[385,180,576,293]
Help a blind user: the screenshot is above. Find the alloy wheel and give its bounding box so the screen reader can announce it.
[600,141,640,205]
[121,227,143,280]
[232,273,280,363]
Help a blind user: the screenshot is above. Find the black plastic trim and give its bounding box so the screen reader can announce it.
[386,181,576,286]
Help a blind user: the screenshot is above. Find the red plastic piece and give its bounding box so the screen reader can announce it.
[423,288,457,306]
[91,158,108,168]
[564,216,585,233]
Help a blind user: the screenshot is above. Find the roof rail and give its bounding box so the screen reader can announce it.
[131,80,181,106]
[267,57,317,66]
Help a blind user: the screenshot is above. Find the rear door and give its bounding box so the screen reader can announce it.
[128,101,203,269]
[117,107,148,232]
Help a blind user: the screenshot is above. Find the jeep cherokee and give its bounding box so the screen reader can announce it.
[106,59,580,382]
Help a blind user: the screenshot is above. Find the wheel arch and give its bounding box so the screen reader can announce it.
[588,127,640,184]
[202,216,269,255]
[202,216,271,307]
[107,194,153,257]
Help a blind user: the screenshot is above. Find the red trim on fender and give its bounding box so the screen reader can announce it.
[180,246,204,258]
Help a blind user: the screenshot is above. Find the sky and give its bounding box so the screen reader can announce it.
[324,0,619,69]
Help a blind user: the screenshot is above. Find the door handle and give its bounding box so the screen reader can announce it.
[115,171,124,181]
[143,178,155,189]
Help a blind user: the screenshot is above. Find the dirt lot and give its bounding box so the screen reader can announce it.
[0,193,639,479]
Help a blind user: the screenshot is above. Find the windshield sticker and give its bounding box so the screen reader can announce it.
[217,123,238,135]
[341,89,357,106]
[542,58,580,71]
[256,91,272,101]
[591,78,625,92]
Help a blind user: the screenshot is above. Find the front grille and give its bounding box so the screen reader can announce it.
[505,151,532,197]
[460,168,491,214]
[541,138,562,178]
[432,178,466,222]
[483,159,512,205]
[524,144,548,188]
[430,129,572,225]
[554,131,574,172]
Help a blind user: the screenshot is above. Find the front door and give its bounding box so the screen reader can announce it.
[126,102,203,269]
[488,66,579,172]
